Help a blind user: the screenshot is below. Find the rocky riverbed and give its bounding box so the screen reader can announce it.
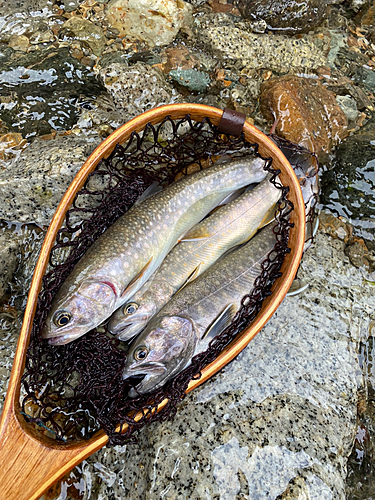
[0,0,375,498]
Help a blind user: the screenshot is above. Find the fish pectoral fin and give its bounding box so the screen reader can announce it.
[134,182,162,205]
[286,278,309,297]
[121,257,153,298]
[180,226,212,242]
[203,303,237,341]
[217,188,246,206]
[258,204,277,229]
[173,263,202,295]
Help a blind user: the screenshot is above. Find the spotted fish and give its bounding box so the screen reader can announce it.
[42,155,268,345]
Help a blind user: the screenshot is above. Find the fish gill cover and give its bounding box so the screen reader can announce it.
[20,114,296,446]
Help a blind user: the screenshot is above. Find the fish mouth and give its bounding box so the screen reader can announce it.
[108,314,151,339]
[47,331,86,346]
[125,361,167,377]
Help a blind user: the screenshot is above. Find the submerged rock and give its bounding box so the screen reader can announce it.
[0,230,19,299]
[321,115,375,246]
[237,0,327,35]
[57,229,373,499]
[0,47,106,138]
[59,17,106,57]
[99,62,180,121]
[195,14,327,74]
[260,76,348,156]
[105,0,193,47]
[169,69,210,93]
[0,134,100,226]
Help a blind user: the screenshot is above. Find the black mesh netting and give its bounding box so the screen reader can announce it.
[20,115,314,447]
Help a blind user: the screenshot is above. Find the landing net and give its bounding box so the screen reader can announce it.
[21,115,297,445]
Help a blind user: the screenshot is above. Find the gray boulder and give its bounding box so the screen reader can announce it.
[0,135,100,226]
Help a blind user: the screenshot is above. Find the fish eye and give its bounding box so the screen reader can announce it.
[53,311,72,327]
[124,302,138,315]
[134,346,149,361]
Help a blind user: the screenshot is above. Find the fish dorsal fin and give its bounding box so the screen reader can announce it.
[173,263,202,296]
[135,182,162,205]
[203,303,237,340]
[121,257,153,298]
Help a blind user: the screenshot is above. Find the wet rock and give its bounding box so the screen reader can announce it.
[8,35,29,52]
[195,14,327,74]
[169,69,210,93]
[0,47,105,138]
[345,239,374,270]
[0,132,27,162]
[62,0,84,12]
[0,0,52,17]
[0,134,100,226]
[73,94,127,137]
[319,211,352,243]
[105,0,193,47]
[336,94,359,121]
[159,46,201,73]
[29,27,55,44]
[0,4,54,43]
[260,76,349,155]
[0,231,19,299]
[237,0,327,35]
[320,115,375,246]
[99,62,180,121]
[65,230,374,499]
[326,77,372,111]
[59,17,106,57]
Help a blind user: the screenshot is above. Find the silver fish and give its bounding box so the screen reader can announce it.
[108,176,281,340]
[123,223,278,396]
[42,156,268,345]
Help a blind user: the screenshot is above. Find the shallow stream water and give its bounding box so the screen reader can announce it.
[0,0,374,498]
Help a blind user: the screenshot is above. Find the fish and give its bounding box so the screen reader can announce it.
[41,155,269,345]
[122,223,279,396]
[108,176,281,340]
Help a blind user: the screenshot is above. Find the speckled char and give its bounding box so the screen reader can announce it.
[157,222,278,347]
[195,13,327,74]
[73,229,375,499]
[108,177,280,339]
[43,156,268,344]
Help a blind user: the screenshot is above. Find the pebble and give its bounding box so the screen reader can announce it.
[59,16,106,57]
[336,94,359,122]
[169,69,210,93]
[8,34,30,52]
[0,133,27,161]
[260,75,349,155]
[105,0,193,47]
[195,13,327,74]
[99,62,180,121]
[236,0,327,35]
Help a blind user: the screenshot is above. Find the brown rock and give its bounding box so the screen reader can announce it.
[160,46,200,74]
[260,76,349,155]
[318,212,352,243]
[0,133,27,161]
[237,0,327,34]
